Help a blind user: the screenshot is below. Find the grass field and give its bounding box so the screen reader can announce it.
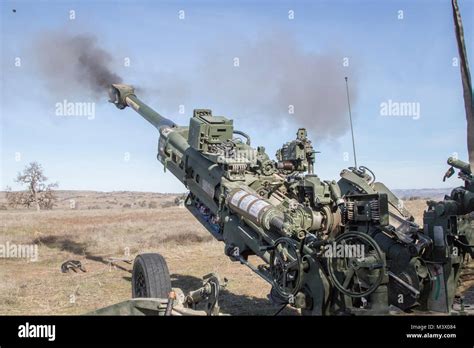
[0,191,471,315]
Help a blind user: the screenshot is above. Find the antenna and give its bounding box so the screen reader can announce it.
[344,76,358,169]
[452,0,474,172]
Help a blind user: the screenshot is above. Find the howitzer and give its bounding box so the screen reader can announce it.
[422,157,474,312]
[417,0,474,313]
[109,83,473,315]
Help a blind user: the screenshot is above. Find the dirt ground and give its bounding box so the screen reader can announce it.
[0,192,472,315]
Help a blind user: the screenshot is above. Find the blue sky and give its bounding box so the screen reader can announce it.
[1,0,472,192]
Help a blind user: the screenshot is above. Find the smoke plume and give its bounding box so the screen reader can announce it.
[196,33,358,140]
[33,32,122,97]
[32,30,357,140]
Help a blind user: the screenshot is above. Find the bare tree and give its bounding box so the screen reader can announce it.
[6,162,58,211]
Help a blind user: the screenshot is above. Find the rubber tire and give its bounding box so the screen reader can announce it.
[132,253,172,298]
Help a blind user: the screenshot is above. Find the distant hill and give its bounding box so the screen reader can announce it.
[0,190,186,210]
[392,188,453,201]
[0,188,454,211]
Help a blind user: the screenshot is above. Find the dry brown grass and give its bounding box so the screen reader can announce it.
[0,191,294,315]
[0,193,471,315]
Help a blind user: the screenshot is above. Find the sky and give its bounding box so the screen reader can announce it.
[0,0,473,192]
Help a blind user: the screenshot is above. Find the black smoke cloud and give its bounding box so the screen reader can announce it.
[33,32,122,97]
[32,31,357,139]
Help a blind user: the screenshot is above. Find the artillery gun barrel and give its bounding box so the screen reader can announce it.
[447,157,472,174]
[108,84,176,129]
